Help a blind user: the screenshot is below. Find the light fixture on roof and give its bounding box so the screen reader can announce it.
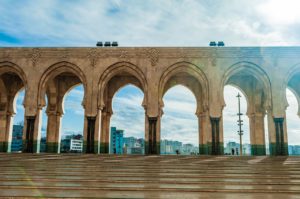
[96,41,103,47]
[209,41,217,46]
[217,41,225,46]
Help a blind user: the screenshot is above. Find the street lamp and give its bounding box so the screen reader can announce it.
[237,93,243,156]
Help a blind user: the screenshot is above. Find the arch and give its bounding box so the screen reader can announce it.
[0,61,27,87]
[0,62,27,114]
[159,61,209,114]
[285,63,300,116]
[98,62,148,109]
[221,61,272,111]
[38,61,87,108]
[285,62,300,86]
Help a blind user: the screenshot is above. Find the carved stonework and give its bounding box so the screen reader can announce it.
[1,50,10,60]
[210,49,217,67]
[29,48,41,67]
[59,50,70,60]
[119,50,129,62]
[146,48,159,66]
[87,49,99,67]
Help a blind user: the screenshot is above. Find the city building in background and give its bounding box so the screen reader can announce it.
[224,141,251,155]
[61,134,83,153]
[123,137,144,154]
[40,137,46,152]
[161,139,199,155]
[11,124,23,152]
[289,145,300,155]
[110,127,124,154]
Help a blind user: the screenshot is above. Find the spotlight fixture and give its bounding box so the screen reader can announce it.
[96,41,103,47]
[217,41,225,46]
[209,41,217,46]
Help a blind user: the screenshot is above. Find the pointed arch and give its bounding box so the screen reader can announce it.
[159,61,209,114]
[38,61,87,108]
[221,61,272,112]
[285,63,300,116]
[98,61,148,109]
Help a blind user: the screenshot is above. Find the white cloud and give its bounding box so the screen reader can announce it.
[257,0,300,26]
[1,0,300,46]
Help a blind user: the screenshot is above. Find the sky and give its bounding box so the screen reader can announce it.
[3,0,300,147]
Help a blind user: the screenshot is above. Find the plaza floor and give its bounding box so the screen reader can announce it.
[0,154,300,198]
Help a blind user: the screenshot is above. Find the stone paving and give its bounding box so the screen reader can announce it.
[0,154,300,198]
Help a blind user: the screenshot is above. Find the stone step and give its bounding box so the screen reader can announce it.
[1,154,300,198]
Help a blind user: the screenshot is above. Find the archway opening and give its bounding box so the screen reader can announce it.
[161,85,198,155]
[286,88,300,155]
[110,85,145,155]
[0,71,25,153]
[40,68,85,153]
[223,85,251,155]
[60,84,84,153]
[39,96,48,153]
[11,89,25,152]
[223,64,270,156]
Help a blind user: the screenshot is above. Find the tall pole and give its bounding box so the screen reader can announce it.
[237,93,243,156]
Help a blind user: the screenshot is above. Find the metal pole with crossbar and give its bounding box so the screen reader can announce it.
[237,93,243,156]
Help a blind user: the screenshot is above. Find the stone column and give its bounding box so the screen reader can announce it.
[22,116,35,153]
[249,112,266,155]
[273,117,288,155]
[209,117,223,155]
[268,108,288,156]
[145,116,160,155]
[46,112,62,153]
[197,111,211,155]
[0,112,13,152]
[85,116,96,153]
[100,111,111,153]
[22,108,42,153]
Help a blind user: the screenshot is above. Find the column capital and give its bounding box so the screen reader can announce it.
[195,110,209,118]
[247,111,265,117]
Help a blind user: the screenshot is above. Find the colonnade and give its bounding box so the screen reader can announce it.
[0,47,299,155]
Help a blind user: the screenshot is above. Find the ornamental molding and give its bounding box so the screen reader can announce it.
[0,47,300,63]
[145,48,159,66]
[28,48,41,67]
[87,48,100,67]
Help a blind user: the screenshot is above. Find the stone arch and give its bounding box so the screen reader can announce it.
[221,61,272,114]
[159,61,209,114]
[0,61,27,86]
[38,61,87,109]
[285,63,300,117]
[0,61,27,114]
[98,61,148,110]
[221,61,272,155]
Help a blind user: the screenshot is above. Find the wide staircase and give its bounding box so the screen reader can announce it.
[0,154,300,198]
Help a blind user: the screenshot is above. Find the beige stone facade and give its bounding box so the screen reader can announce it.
[0,47,299,155]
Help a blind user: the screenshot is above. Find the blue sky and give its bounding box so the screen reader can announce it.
[4,0,300,146]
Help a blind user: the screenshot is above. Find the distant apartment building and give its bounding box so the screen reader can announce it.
[289,145,300,155]
[40,137,47,152]
[224,141,251,155]
[61,134,83,153]
[182,143,199,155]
[123,136,144,154]
[161,140,183,154]
[110,127,124,154]
[11,124,23,152]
